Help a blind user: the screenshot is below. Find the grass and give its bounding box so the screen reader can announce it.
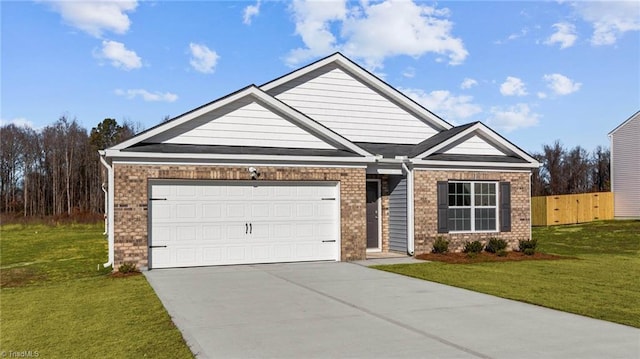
[0,223,193,358]
[374,220,640,328]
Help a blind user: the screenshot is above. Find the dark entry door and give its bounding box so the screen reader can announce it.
[366,181,379,249]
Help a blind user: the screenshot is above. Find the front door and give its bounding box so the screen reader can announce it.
[366,180,380,250]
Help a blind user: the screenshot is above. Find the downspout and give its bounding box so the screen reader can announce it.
[401,161,415,256]
[99,151,114,268]
[101,183,108,235]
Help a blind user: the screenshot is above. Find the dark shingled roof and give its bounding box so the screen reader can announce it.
[124,143,362,157]
[353,142,416,158]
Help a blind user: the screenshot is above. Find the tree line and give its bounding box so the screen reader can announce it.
[0,117,136,217]
[1,117,610,217]
[531,141,610,196]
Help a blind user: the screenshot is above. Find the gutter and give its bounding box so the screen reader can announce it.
[99,151,115,268]
[101,183,108,235]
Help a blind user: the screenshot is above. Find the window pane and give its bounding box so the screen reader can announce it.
[475,208,496,231]
[448,208,471,231]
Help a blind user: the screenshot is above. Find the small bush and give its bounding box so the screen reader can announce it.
[485,238,508,253]
[118,262,138,274]
[519,239,538,255]
[497,250,508,257]
[431,237,449,254]
[463,240,484,254]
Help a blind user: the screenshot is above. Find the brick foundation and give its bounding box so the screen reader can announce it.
[113,164,367,269]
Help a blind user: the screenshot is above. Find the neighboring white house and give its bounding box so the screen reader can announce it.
[609,111,640,219]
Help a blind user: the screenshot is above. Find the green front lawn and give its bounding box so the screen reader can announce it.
[0,223,193,358]
[374,220,640,328]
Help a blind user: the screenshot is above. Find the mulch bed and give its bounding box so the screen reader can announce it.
[416,251,570,264]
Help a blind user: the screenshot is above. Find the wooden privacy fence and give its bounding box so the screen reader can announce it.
[531,192,614,226]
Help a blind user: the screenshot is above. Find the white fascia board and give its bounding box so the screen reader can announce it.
[413,166,533,173]
[112,160,367,169]
[104,149,375,164]
[413,122,541,167]
[411,159,539,169]
[261,53,451,131]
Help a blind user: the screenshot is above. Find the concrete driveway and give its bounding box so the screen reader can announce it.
[145,262,639,359]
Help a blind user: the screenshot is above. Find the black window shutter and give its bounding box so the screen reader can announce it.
[437,181,449,233]
[499,182,511,232]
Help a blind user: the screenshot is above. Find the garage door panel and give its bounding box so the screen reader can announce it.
[176,204,197,218]
[226,203,246,218]
[251,203,270,217]
[150,181,339,268]
[273,203,292,217]
[202,225,222,240]
[202,204,223,218]
[176,186,197,198]
[153,203,173,220]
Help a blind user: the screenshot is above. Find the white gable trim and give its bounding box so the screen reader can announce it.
[261,53,451,132]
[413,122,540,166]
[109,86,372,158]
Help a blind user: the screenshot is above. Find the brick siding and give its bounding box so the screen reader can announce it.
[413,170,531,254]
[113,164,367,269]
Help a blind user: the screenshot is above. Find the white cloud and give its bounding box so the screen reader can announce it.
[46,0,138,38]
[95,40,142,70]
[574,1,640,46]
[402,88,482,124]
[500,76,527,96]
[544,22,577,49]
[243,1,261,25]
[115,89,178,102]
[460,78,478,89]
[486,104,540,132]
[189,43,219,74]
[287,0,347,64]
[543,73,582,95]
[537,92,547,99]
[0,117,35,128]
[402,67,415,78]
[494,28,528,45]
[287,0,468,69]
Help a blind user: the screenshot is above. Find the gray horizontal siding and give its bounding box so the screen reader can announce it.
[612,114,640,218]
[388,176,408,253]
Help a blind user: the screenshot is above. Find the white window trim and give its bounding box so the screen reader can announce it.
[448,181,500,233]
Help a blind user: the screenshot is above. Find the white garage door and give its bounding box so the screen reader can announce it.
[149,180,340,268]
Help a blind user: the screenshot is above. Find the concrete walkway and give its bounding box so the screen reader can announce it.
[145,262,639,359]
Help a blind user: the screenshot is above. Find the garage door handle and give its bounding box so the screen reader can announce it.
[322,240,336,243]
[249,223,252,234]
[245,223,248,234]
[149,245,167,248]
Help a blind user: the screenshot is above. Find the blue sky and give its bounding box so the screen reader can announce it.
[2,1,639,153]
